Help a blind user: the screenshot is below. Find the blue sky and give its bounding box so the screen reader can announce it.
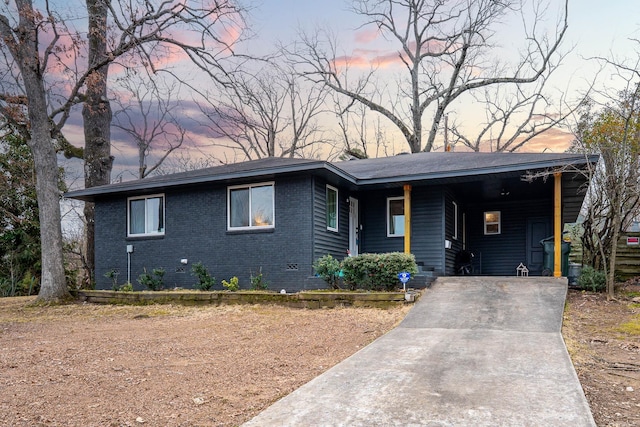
[253,0,637,56]
[252,0,638,89]
[250,0,639,151]
[58,0,640,181]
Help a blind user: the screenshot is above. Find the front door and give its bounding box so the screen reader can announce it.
[349,197,359,256]
[527,217,551,275]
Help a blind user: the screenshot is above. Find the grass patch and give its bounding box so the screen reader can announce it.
[616,314,640,336]
[620,291,640,298]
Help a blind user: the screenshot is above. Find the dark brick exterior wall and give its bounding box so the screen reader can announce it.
[93,172,560,289]
[94,176,315,292]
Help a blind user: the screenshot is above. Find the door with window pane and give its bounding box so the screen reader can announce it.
[349,197,359,256]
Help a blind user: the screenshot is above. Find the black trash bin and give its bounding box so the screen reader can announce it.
[540,236,570,276]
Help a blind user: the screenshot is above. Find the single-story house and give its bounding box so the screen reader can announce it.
[65,152,597,291]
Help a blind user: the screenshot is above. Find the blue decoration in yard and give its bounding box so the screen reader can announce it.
[398,272,411,284]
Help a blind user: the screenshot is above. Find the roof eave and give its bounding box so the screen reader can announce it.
[347,155,598,187]
[65,161,358,202]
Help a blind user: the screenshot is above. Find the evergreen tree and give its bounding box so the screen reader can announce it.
[0,132,65,296]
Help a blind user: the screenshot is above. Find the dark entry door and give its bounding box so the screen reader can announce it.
[527,217,551,275]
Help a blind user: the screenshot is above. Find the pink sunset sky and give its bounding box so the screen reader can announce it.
[58,0,640,183]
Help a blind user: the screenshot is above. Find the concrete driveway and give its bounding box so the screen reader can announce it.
[243,277,595,426]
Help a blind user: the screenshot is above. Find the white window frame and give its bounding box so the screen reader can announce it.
[127,194,165,237]
[452,201,458,240]
[387,196,405,237]
[227,181,275,230]
[484,210,501,235]
[326,185,339,232]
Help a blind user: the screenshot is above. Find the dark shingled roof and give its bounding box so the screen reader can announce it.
[65,157,336,201]
[335,152,596,183]
[65,152,597,201]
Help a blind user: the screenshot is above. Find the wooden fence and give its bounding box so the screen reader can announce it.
[616,232,640,281]
[567,232,640,281]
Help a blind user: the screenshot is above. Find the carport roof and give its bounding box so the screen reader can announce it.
[65,152,598,201]
[336,152,597,184]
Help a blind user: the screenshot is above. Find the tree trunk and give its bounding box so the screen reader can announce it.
[6,0,70,300]
[83,0,113,285]
[607,214,621,299]
[30,124,69,301]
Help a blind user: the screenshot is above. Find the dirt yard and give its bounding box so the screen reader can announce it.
[563,285,640,426]
[0,298,409,426]
[1,288,639,426]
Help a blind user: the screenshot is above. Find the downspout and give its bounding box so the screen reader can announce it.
[554,172,562,277]
[404,185,412,254]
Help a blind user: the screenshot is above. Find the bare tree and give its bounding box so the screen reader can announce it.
[112,74,188,179]
[291,0,568,153]
[333,96,395,159]
[153,150,224,175]
[0,0,71,300]
[449,68,575,152]
[573,59,640,297]
[196,61,329,160]
[0,0,244,300]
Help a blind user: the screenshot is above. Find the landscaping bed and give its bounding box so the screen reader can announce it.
[71,288,419,309]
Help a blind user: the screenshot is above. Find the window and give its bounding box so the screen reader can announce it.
[128,194,165,237]
[326,185,338,232]
[452,201,458,240]
[228,182,274,230]
[484,211,501,235]
[387,197,405,237]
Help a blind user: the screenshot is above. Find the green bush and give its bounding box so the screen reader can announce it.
[191,262,216,291]
[250,267,269,290]
[104,269,119,291]
[313,254,342,289]
[222,276,239,291]
[341,252,418,291]
[577,266,606,292]
[137,267,165,291]
[119,282,133,292]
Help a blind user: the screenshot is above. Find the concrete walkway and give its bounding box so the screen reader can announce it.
[243,277,595,426]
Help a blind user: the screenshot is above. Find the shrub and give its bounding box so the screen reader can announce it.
[191,262,216,291]
[313,254,342,289]
[341,252,418,291]
[104,269,119,291]
[137,267,165,291]
[250,267,269,290]
[119,282,133,292]
[577,266,606,292]
[222,276,239,291]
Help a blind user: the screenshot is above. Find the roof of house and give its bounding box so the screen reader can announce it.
[65,152,598,202]
[337,152,595,181]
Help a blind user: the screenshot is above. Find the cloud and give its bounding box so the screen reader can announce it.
[354,27,381,44]
[333,48,404,69]
[334,39,448,70]
[519,128,574,153]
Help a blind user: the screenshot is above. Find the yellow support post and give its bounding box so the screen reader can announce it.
[554,172,562,277]
[404,184,411,254]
